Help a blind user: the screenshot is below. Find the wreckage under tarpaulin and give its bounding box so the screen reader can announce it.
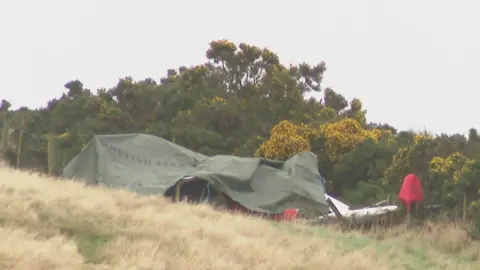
[62,133,330,219]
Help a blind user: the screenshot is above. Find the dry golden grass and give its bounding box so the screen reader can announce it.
[0,166,479,270]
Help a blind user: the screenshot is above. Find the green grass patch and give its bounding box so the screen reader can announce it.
[69,231,112,264]
[275,222,480,270]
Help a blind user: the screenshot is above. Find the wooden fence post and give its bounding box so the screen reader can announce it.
[0,117,9,151]
[15,116,25,168]
[46,133,58,175]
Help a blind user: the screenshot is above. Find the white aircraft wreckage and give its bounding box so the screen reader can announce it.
[317,194,399,224]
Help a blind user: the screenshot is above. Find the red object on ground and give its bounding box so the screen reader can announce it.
[398,173,424,212]
[271,208,298,221]
[227,199,298,221]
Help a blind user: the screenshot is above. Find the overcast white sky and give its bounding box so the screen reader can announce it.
[1,0,478,135]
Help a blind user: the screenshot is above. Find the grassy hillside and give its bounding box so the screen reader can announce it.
[0,167,479,270]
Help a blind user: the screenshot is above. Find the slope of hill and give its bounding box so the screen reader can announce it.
[0,167,479,270]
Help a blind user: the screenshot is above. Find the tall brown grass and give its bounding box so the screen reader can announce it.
[0,166,478,269]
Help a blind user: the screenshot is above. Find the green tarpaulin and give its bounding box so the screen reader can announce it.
[62,133,329,214]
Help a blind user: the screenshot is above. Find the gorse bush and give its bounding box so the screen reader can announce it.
[255,120,317,160]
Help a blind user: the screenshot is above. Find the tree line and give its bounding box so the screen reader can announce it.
[1,39,480,218]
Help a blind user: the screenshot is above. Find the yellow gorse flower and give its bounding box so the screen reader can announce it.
[414,132,433,145]
[211,96,226,105]
[318,118,391,161]
[255,120,318,159]
[256,118,391,161]
[429,152,474,184]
